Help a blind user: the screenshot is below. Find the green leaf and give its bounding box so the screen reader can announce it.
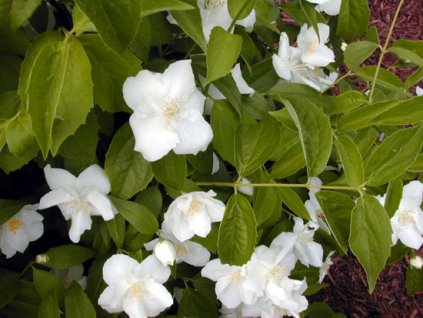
[0,140,38,173]
[364,26,379,45]
[74,0,141,53]
[277,188,310,221]
[79,34,141,113]
[281,99,332,178]
[72,4,96,37]
[65,282,96,318]
[228,0,255,20]
[18,32,93,157]
[33,269,64,301]
[42,245,95,269]
[281,1,325,26]
[344,41,379,71]
[210,100,240,165]
[409,153,423,172]
[335,135,364,188]
[106,214,126,248]
[178,288,218,318]
[316,191,355,253]
[0,268,19,309]
[384,178,403,218]
[5,0,41,31]
[253,175,281,225]
[337,0,370,42]
[170,0,207,52]
[206,27,242,84]
[151,151,186,190]
[337,97,423,131]
[328,91,367,115]
[105,124,153,200]
[0,90,21,122]
[5,112,35,157]
[349,195,392,292]
[109,196,158,235]
[365,126,423,186]
[38,294,60,318]
[0,55,21,93]
[141,0,194,17]
[0,199,25,225]
[235,116,280,177]
[356,66,404,91]
[388,39,423,67]
[218,194,257,265]
[406,265,423,295]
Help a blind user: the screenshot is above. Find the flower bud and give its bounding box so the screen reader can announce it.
[410,255,423,269]
[154,239,176,266]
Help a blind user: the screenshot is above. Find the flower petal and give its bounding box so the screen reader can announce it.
[103,254,138,285]
[78,164,111,194]
[44,165,77,190]
[142,281,173,316]
[231,64,254,95]
[162,59,196,98]
[85,190,116,221]
[39,189,74,210]
[129,114,179,162]
[98,285,125,314]
[180,240,210,266]
[138,255,171,284]
[68,212,92,243]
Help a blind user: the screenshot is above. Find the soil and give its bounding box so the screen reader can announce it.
[309,1,423,317]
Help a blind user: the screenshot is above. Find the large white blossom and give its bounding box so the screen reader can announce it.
[161,190,225,242]
[144,225,210,267]
[304,177,331,233]
[201,258,261,308]
[98,254,173,318]
[0,204,43,258]
[381,181,423,249]
[123,60,213,162]
[272,32,337,92]
[306,0,342,15]
[38,164,116,243]
[271,217,323,267]
[297,23,335,69]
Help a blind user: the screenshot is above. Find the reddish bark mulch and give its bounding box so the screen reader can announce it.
[309,1,423,317]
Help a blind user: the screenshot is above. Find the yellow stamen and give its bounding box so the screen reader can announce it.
[8,219,23,233]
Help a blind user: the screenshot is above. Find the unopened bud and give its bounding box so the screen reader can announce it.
[410,255,423,269]
[36,254,49,264]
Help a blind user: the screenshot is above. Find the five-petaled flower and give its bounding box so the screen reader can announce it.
[123,60,213,162]
[98,254,173,318]
[0,204,43,259]
[38,164,116,243]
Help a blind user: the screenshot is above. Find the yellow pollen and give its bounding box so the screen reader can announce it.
[230,270,243,284]
[163,99,180,119]
[269,266,288,285]
[8,219,23,233]
[307,40,320,55]
[67,200,91,214]
[128,282,147,300]
[398,211,415,225]
[188,201,200,217]
[316,210,325,220]
[205,0,225,10]
[175,244,188,256]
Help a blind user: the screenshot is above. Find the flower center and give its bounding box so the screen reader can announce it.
[298,232,312,245]
[67,200,91,215]
[230,269,243,284]
[188,201,200,217]
[175,243,188,256]
[268,265,288,285]
[306,40,320,55]
[205,0,225,10]
[163,98,181,120]
[398,210,415,226]
[316,210,325,220]
[8,218,23,233]
[128,282,147,301]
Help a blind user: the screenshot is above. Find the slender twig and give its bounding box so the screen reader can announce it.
[368,0,405,103]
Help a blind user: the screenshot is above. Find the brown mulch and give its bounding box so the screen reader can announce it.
[307,1,423,317]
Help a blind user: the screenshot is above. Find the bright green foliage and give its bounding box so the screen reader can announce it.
[349,195,392,292]
[228,0,256,20]
[41,245,95,269]
[18,32,93,158]
[178,287,219,318]
[151,151,186,190]
[105,124,153,200]
[218,194,257,265]
[74,0,141,53]
[65,282,96,318]
[2,0,41,30]
[141,0,194,17]
[344,41,379,71]
[335,135,364,188]
[337,0,370,42]
[39,294,60,318]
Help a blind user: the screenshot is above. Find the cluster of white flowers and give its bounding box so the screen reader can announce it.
[272,23,337,91]
[201,217,329,318]
[306,0,342,16]
[376,180,423,250]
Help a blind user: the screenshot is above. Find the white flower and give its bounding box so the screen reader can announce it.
[307,0,342,16]
[144,226,210,267]
[161,190,225,242]
[212,152,220,174]
[319,251,335,283]
[271,217,323,267]
[297,23,335,68]
[98,254,173,318]
[410,255,423,269]
[249,295,307,318]
[0,204,43,259]
[272,32,337,92]
[52,265,87,289]
[230,63,255,95]
[123,60,213,162]
[416,86,423,96]
[304,177,331,233]
[38,164,116,243]
[248,245,308,318]
[201,258,261,308]
[237,178,254,196]
[390,181,423,249]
